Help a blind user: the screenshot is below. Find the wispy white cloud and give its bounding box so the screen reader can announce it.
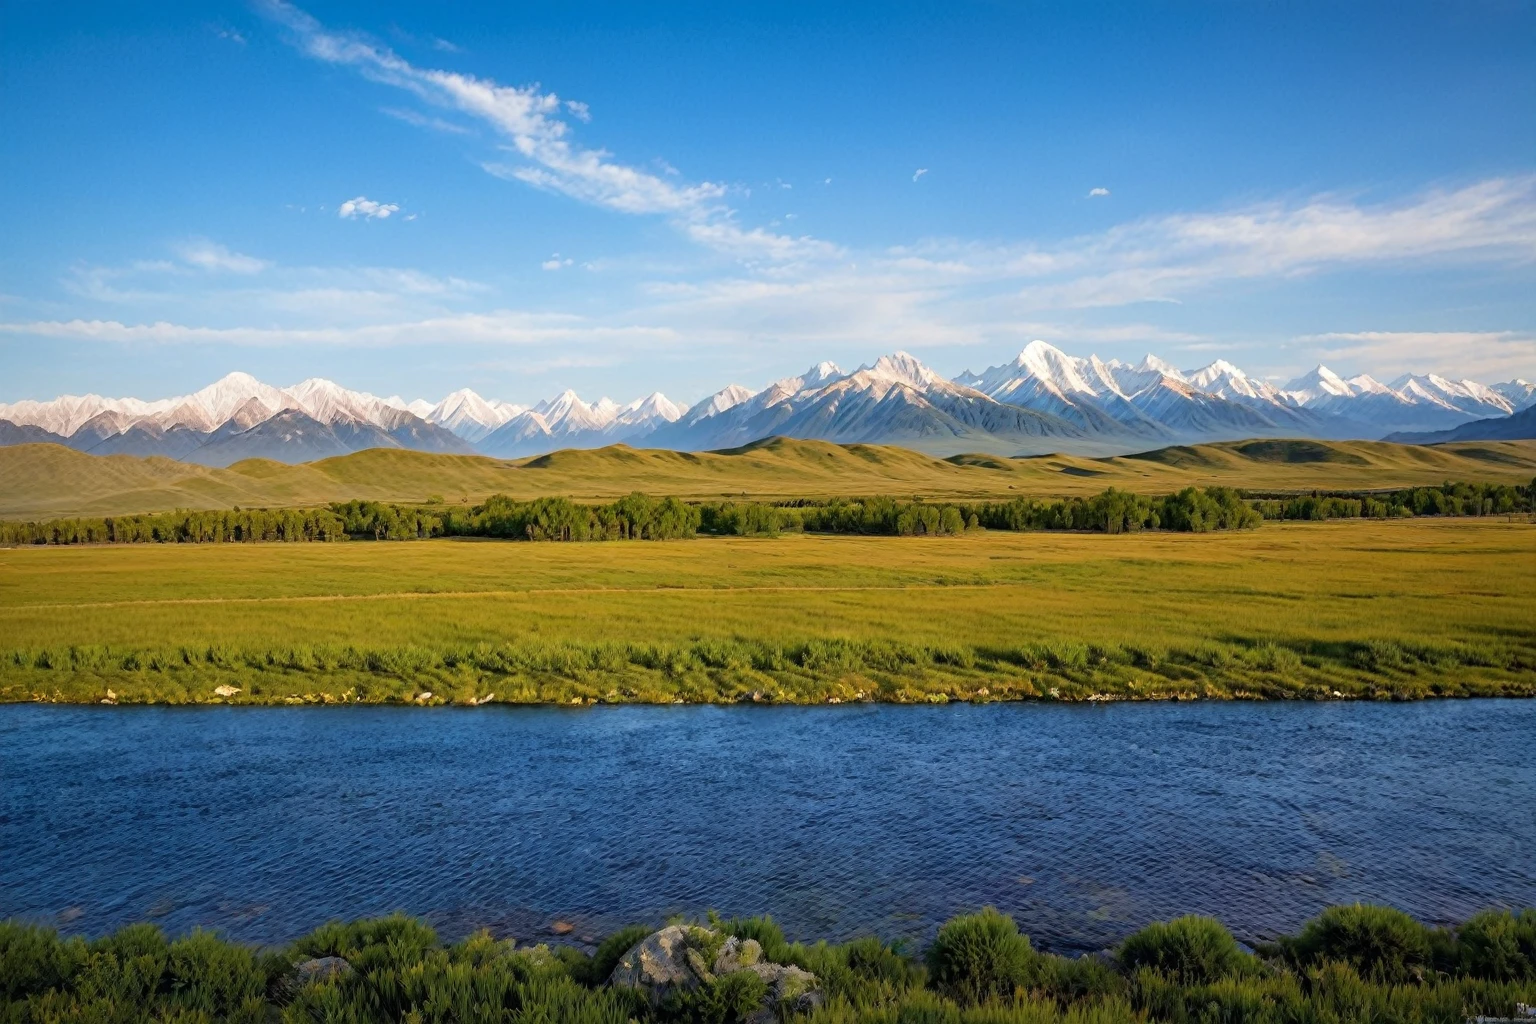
[909,176,1536,309]
[541,255,574,271]
[1293,330,1536,381]
[338,195,401,219]
[259,0,834,263]
[1088,187,1110,198]
[0,313,676,350]
[175,240,269,274]
[380,106,471,135]
[912,168,928,182]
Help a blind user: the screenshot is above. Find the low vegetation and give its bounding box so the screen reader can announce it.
[6,630,1534,706]
[3,904,1533,1024]
[1,519,1531,705]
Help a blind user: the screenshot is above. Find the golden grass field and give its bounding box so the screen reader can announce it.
[3,517,1532,705]
[4,436,1535,518]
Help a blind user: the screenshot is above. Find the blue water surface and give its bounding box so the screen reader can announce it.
[2,701,1532,951]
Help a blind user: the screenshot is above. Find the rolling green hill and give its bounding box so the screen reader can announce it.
[3,436,1535,518]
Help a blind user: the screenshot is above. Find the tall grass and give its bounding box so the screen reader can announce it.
[4,629,1533,705]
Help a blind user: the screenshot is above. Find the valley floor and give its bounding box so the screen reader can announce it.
[2,518,1532,704]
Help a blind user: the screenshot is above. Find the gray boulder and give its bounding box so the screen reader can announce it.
[608,925,820,1018]
[609,924,711,996]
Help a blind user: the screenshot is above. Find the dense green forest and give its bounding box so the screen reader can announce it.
[4,479,1530,546]
[3,903,1533,1024]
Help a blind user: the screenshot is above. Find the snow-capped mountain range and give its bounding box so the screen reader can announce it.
[2,343,1531,465]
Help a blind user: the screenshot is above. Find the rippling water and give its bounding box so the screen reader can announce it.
[2,701,1532,951]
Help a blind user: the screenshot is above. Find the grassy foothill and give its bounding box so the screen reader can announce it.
[2,517,1532,706]
[2,903,1534,1024]
[3,436,1535,519]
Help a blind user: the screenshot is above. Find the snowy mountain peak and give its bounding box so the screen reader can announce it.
[1186,360,1247,388]
[5,346,1532,461]
[622,392,684,420]
[1283,365,1355,400]
[615,392,684,427]
[1011,340,1098,396]
[1344,374,1391,395]
[425,388,522,441]
[1133,354,1186,381]
[1492,379,1536,411]
[186,371,293,425]
[533,389,619,430]
[683,384,757,426]
[863,351,945,388]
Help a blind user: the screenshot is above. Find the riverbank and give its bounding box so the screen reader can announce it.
[5,632,1535,705]
[5,904,1533,1024]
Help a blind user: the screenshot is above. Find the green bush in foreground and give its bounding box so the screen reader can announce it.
[926,908,1037,1005]
[1456,909,1536,982]
[1117,915,1249,985]
[1279,903,1435,984]
[4,905,1536,1024]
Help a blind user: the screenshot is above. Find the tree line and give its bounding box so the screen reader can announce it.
[1249,479,1535,521]
[2,479,1529,546]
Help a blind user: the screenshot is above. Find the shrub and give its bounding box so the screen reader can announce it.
[926,908,1036,1005]
[722,916,794,966]
[1457,909,1536,981]
[1118,916,1247,984]
[1282,904,1433,983]
[843,935,923,989]
[1034,952,1126,1004]
[660,969,768,1024]
[0,922,88,1001]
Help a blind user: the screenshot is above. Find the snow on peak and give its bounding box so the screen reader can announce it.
[1283,365,1354,400]
[285,377,402,426]
[1133,354,1187,381]
[1185,360,1247,389]
[427,388,521,440]
[184,371,293,426]
[534,389,618,430]
[863,351,944,388]
[623,392,684,420]
[616,392,684,426]
[1492,379,1536,410]
[1344,374,1391,395]
[1012,340,1098,396]
[683,384,757,425]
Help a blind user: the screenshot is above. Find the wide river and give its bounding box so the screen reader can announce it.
[3,701,1532,952]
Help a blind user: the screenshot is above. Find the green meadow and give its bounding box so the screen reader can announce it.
[3,517,1532,705]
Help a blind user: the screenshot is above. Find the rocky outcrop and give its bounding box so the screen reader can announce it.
[608,925,821,1019]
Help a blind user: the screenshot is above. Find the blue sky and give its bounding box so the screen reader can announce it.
[2,0,1533,406]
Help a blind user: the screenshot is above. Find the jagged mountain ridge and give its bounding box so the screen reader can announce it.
[1,343,1529,461]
